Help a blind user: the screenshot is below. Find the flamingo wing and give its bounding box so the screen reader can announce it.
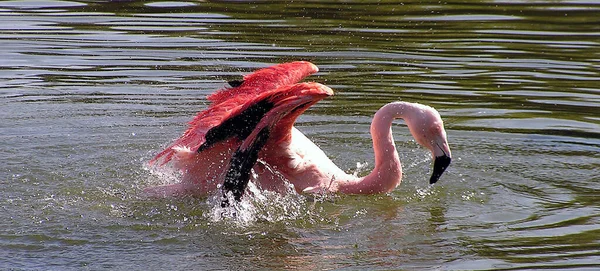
[150,61,319,166]
[220,82,333,206]
[207,61,319,105]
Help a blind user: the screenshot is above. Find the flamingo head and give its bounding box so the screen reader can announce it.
[405,103,452,184]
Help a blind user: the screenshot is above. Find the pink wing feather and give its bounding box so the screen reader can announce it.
[207,61,319,105]
[150,61,319,166]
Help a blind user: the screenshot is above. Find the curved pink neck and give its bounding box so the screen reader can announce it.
[337,103,406,194]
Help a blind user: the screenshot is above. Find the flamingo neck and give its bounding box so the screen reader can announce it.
[337,102,407,194]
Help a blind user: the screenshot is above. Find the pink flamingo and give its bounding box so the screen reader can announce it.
[145,61,451,205]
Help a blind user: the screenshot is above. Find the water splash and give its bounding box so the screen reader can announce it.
[413,185,439,201]
[205,179,308,227]
[143,163,181,188]
[143,159,313,227]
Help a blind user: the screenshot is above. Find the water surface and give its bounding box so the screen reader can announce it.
[1,0,599,270]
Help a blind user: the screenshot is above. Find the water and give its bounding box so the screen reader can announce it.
[1,0,599,270]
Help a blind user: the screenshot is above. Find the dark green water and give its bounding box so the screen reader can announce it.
[1,0,599,270]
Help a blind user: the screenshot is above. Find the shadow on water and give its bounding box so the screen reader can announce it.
[1,0,599,270]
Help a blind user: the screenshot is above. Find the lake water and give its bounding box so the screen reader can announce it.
[1,0,599,270]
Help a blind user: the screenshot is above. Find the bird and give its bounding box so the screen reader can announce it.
[145,61,452,204]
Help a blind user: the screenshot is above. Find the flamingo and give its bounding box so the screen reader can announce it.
[145,61,452,205]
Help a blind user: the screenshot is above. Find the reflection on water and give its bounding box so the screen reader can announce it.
[1,0,599,270]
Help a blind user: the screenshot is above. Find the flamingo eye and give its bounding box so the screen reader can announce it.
[428,122,442,135]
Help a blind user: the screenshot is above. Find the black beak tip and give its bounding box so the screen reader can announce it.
[429,155,452,185]
[429,176,439,185]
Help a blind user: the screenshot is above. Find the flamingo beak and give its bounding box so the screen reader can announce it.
[429,155,451,184]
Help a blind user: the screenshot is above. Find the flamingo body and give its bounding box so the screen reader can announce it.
[145,62,452,202]
[145,81,333,198]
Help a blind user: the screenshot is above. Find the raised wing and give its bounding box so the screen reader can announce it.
[150,61,319,166]
[207,61,319,105]
[220,82,333,206]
